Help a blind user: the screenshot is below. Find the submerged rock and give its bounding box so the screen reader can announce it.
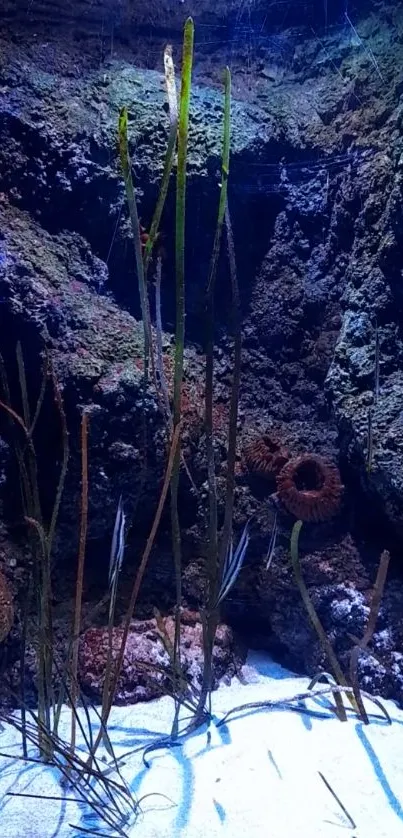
[0,571,13,645]
[78,611,237,703]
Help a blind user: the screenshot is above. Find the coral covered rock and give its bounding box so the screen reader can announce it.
[78,611,236,704]
[0,571,13,643]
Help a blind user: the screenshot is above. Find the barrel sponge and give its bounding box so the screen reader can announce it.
[276,454,342,522]
[242,432,290,480]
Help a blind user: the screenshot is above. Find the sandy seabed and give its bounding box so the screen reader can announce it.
[0,651,402,838]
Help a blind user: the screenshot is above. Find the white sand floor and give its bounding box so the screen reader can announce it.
[0,651,402,838]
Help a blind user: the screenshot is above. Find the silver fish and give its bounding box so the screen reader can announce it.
[265,510,278,571]
[109,496,126,590]
[216,520,250,607]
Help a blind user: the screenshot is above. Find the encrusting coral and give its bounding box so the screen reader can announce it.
[276,453,342,522]
[0,571,13,643]
[78,611,236,704]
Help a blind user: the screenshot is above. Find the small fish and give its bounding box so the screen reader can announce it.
[108,496,126,591]
[265,510,278,571]
[215,521,250,607]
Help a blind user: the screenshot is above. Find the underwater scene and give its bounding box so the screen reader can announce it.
[1,0,403,835]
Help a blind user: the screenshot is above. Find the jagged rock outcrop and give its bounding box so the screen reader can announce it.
[0,570,13,644]
[1,0,247,33]
[78,610,237,703]
[1,0,359,39]
[1,0,403,707]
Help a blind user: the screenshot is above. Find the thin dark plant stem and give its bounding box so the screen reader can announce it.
[0,346,69,758]
[318,771,356,829]
[29,350,50,437]
[216,683,392,729]
[170,16,194,738]
[86,423,181,764]
[118,107,154,539]
[349,548,390,724]
[16,340,31,429]
[154,256,173,429]
[118,107,153,384]
[290,520,360,719]
[70,410,90,751]
[196,66,231,725]
[46,356,70,557]
[25,515,54,755]
[142,43,178,278]
[19,571,33,758]
[219,200,241,579]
